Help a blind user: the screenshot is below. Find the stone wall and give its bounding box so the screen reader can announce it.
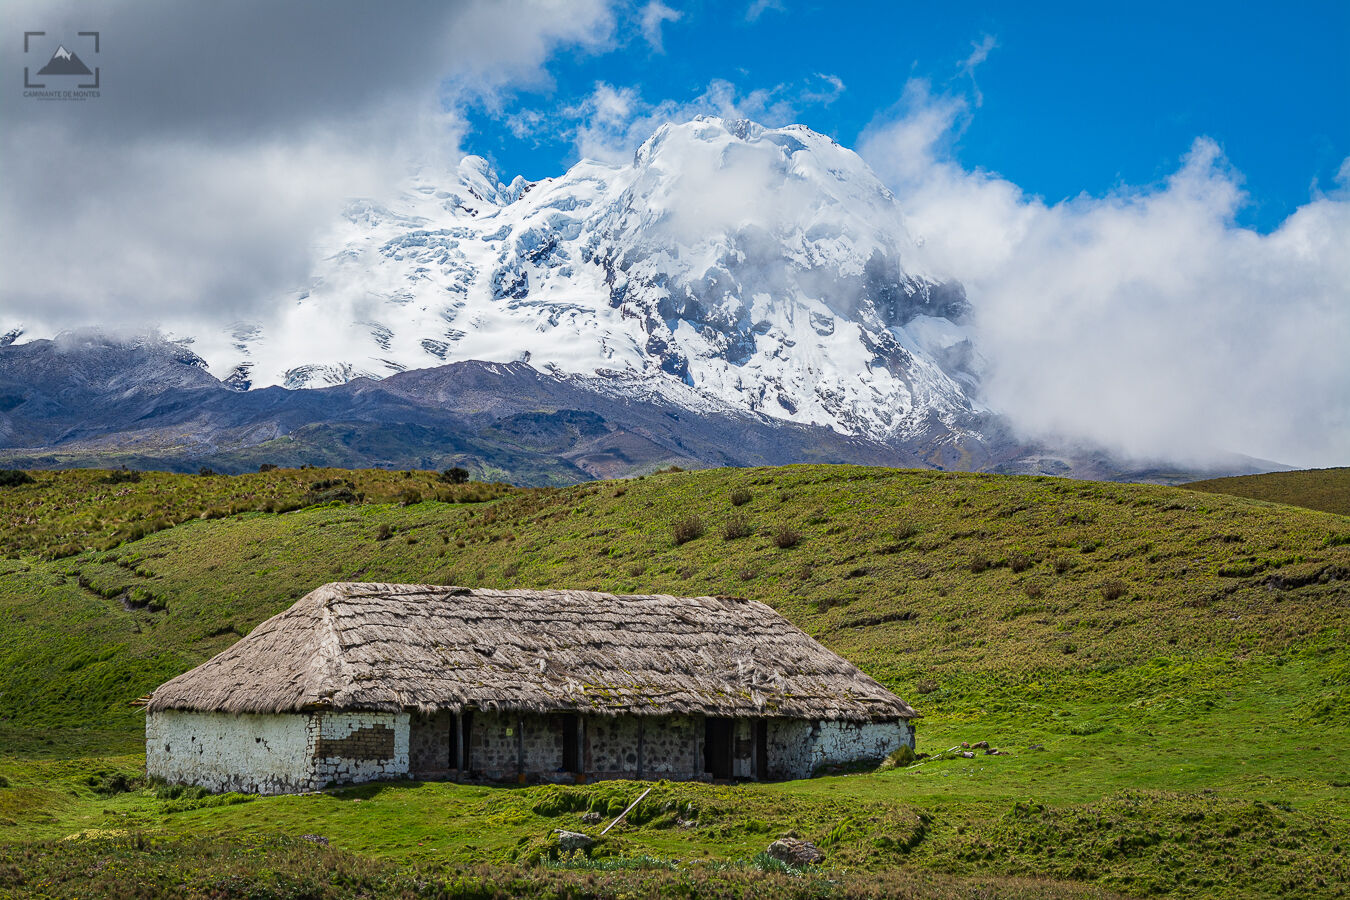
[585,714,701,779]
[409,711,455,775]
[584,715,640,777]
[765,717,911,779]
[765,718,814,780]
[146,710,316,795]
[461,712,706,782]
[310,711,410,787]
[640,715,701,778]
[148,708,913,793]
[467,710,523,780]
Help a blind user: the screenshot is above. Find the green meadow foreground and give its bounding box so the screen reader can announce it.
[0,465,1346,898]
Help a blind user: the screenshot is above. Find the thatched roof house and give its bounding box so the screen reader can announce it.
[146,583,917,795]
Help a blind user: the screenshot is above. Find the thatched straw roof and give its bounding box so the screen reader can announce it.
[147,583,916,721]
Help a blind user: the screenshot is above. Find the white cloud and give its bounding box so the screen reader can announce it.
[562,74,842,164]
[0,0,616,340]
[860,81,1350,467]
[639,1,681,52]
[745,0,785,22]
[958,34,997,106]
[799,73,846,106]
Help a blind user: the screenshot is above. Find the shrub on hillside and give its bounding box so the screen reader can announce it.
[722,514,752,540]
[101,467,141,485]
[773,524,801,549]
[439,467,470,484]
[879,745,917,769]
[894,523,921,541]
[1101,579,1128,601]
[672,516,704,545]
[0,469,34,487]
[87,771,140,796]
[730,488,752,506]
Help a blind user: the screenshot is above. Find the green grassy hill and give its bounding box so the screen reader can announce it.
[1,465,1347,898]
[1186,466,1350,517]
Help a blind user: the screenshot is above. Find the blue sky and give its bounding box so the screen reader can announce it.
[462,0,1350,233]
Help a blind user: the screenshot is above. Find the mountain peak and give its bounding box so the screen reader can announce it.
[196,121,978,453]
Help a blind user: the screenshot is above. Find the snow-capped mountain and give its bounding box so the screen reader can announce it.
[211,117,984,454]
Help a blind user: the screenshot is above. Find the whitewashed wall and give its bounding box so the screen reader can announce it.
[811,719,911,768]
[766,718,814,779]
[767,718,913,780]
[146,709,412,794]
[146,710,316,794]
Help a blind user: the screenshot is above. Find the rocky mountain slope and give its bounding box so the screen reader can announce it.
[0,334,919,481]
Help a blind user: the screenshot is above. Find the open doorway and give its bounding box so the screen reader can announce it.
[704,717,733,779]
[460,710,473,775]
[561,714,579,772]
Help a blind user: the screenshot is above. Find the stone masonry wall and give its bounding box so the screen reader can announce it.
[766,718,912,780]
[732,718,755,779]
[585,715,640,777]
[765,718,814,780]
[586,715,701,779]
[468,712,574,781]
[409,711,455,775]
[310,711,410,787]
[467,710,523,780]
[149,709,910,793]
[640,715,701,778]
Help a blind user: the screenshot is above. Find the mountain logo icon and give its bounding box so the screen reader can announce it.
[36,45,92,76]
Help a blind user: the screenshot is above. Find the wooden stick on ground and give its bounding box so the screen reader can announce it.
[600,786,654,836]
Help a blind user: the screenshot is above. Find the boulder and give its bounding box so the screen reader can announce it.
[554,830,595,852]
[767,837,825,866]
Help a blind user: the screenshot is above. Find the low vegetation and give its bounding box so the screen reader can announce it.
[0,464,1346,898]
[0,466,508,560]
[1186,466,1350,517]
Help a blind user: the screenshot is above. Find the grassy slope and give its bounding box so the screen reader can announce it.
[1,465,1347,898]
[1186,466,1350,517]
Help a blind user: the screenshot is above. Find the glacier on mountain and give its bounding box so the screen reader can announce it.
[206,116,985,449]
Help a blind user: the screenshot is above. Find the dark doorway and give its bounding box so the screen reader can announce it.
[704,717,734,779]
[460,711,474,774]
[754,720,768,780]
[448,713,460,771]
[561,714,579,772]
